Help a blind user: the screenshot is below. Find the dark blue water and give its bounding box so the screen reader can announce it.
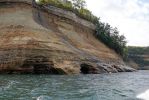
[0,70,149,100]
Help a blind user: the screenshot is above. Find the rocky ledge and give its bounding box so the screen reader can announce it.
[0,0,135,74]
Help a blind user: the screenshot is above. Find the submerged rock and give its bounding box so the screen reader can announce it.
[0,0,135,74]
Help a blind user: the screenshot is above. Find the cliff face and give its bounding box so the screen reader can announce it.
[128,47,149,70]
[0,0,135,74]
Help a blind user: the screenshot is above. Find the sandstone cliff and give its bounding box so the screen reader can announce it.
[0,0,135,74]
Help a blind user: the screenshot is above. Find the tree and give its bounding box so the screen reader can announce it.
[94,21,128,59]
[72,0,86,9]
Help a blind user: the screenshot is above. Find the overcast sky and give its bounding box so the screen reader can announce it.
[86,0,149,46]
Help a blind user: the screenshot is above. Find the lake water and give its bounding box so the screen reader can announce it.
[0,70,149,100]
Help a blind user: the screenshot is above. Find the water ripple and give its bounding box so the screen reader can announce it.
[0,71,149,100]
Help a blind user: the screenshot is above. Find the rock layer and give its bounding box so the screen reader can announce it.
[0,0,135,74]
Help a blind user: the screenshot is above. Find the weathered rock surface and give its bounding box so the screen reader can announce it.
[0,0,135,74]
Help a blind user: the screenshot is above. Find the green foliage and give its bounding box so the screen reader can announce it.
[36,0,98,24]
[128,46,149,55]
[72,0,86,9]
[95,22,128,59]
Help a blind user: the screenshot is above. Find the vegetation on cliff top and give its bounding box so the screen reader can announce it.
[36,0,128,59]
[36,0,99,24]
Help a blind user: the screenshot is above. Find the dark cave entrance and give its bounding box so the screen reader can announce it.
[22,56,51,74]
[33,63,51,74]
[80,63,91,74]
[80,63,98,74]
[22,56,66,74]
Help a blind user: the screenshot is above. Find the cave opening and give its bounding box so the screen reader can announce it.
[33,63,51,74]
[80,63,92,74]
[33,63,66,74]
[22,56,64,74]
[32,56,55,74]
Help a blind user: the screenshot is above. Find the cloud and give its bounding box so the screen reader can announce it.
[86,0,149,46]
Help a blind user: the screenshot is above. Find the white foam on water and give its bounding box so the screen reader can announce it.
[37,95,52,100]
[137,89,149,100]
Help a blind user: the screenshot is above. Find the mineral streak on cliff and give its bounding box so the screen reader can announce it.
[0,0,135,74]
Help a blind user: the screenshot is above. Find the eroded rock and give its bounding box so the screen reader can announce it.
[0,0,135,74]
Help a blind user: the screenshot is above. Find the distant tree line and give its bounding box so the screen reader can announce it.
[128,46,149,55]
[36,0,128,59]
